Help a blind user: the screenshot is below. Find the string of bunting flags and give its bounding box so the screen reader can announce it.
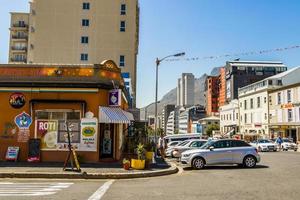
[165,45,300,62]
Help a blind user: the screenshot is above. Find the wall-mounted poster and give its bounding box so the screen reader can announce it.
[37,120,59,150]
[80,114,98,152]
[108,89,121,107]
[15,112,32,143]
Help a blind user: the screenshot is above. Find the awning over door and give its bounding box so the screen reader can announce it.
[99,106,134,124]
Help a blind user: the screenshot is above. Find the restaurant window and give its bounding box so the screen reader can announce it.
[35,110,81,120]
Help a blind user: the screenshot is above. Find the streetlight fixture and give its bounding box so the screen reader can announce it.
[154,52,185,157]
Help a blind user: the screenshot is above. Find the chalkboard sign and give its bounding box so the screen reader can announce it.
[28,139,41,162]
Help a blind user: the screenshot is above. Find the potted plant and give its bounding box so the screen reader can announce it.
[145,141,155,162]
[122,158,131,170]
[131,143,146,170]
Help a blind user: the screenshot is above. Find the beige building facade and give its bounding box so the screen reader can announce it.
[269,83,300,143]
[8,0,139,107]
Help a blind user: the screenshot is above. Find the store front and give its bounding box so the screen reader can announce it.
[0,60,133,163]
[270,125,299,143]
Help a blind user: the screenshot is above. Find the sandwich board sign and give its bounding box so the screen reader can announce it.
[6,146,19,161]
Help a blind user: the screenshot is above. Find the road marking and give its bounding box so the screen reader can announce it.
[0,182,73,197]
[88,180,115,200]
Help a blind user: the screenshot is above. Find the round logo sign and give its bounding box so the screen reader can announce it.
[9,93,25,109]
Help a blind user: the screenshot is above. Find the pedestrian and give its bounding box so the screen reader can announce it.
[158,135,166,159]
[276,136,283,151]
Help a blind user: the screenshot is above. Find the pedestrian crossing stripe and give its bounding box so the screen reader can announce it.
[0,182,73,197]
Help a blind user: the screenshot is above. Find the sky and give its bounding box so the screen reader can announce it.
[1,0,300,108]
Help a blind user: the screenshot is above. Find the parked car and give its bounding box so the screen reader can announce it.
[172,139,207,158]
[181,139,260,169]
[167,141,181,148]
[275,138,298,151]
[250,139,277,152]
[165,140,190,157]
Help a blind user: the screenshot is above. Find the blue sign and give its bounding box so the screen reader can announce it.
[14,112,32,129]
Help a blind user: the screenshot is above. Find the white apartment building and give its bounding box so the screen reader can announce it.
[219,99,239,135]
[166,111,175,135]
[178,110,189,134]
[238,66,300,141]
[177,73,195,107]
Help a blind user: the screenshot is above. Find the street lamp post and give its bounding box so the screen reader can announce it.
[154,52,185,157]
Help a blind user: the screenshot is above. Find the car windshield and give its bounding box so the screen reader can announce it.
[283,139,292,143]
[178,141,189,146]
[200,140,215,149]
[258,140,272,143]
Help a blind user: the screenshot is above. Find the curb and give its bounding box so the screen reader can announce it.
[0,163,178,179]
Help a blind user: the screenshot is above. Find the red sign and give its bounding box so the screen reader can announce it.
[9,93,25,109]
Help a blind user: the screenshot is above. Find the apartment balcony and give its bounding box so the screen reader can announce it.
[10,58,27,63]
[11,46,27,52]
[11,35,28,40]
[10,24,28,30]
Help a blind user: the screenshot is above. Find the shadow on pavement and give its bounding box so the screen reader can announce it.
[0,157,171,170]
[182,164,269,171]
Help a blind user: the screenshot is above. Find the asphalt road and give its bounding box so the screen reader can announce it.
[0,151,299,200]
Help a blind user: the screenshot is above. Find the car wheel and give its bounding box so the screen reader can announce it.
[192,157,205,170]
[294,149,297,152]
[243,156,256,168]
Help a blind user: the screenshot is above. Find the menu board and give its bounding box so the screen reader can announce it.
[6,146,19,161]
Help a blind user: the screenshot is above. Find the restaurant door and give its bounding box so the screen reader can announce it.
[99,123,114,159]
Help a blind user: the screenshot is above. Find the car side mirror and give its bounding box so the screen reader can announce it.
[209,146,214,151]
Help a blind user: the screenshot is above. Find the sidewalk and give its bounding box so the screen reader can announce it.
[0,158,178,179]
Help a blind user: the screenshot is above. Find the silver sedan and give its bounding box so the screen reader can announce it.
[181,139,260,169]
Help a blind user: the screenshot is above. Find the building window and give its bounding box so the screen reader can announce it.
[250,98,253,109]
[119,55,125,67]
[120,4,126,15]
[244,100,247,110]
[236,113,238,120]
[287,90,292,103]
[277,92,281,104]
[83,2,90,10]
[120,21,126,32]
[288,109,293,122]
[244,114,247,124]
[264,97,267,103]
[82,19,90,26]
[80,53,88,61]
[81,36,89,44]
[257,97,261,108]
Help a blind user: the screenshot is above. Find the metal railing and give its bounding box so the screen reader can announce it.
[11,46,27,51]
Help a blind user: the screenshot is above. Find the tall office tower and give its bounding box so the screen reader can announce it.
[177,73,195,107]
[8,0,139,107]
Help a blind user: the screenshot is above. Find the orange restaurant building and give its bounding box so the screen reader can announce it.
[0,60,133,163]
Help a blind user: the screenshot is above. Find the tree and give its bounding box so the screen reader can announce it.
[206,124,220,137]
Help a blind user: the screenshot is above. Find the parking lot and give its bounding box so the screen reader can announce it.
[1,151,299,200]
